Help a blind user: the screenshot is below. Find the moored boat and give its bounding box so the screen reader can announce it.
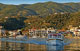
[47,33,64,46]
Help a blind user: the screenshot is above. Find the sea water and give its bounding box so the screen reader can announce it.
[0,37,79,51]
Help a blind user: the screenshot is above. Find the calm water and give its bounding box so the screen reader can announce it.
[0,38,80,51]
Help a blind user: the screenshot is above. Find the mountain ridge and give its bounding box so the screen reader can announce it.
[0,2,80,17]
[0,2,80,30]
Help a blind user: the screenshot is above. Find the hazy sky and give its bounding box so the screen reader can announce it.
[0,0,80,5]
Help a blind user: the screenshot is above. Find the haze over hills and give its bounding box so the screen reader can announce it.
[0,2,80,30]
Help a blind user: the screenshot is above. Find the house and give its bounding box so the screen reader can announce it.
[9,30,17,36]
[29,28,56,38]
[69,26,80,37]
[29,29,47,38]
[0,26,6,37]
[74,27,80,36]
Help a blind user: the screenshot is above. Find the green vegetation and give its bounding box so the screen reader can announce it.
[0,2,80,17]
[0,2,80,30]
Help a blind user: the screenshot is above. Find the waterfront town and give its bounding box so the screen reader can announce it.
[0,25,80,39]
[0,0,80,50]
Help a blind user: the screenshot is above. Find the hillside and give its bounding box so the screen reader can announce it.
[65,12,80,27]
[0,2,80,17]
[0,2,79,30]
[2,12,79,30]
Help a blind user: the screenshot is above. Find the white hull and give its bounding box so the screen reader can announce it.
[32,36,37,38]
[9,35,27,40]
[47,40,64,46]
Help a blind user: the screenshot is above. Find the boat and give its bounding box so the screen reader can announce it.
[32,36,37,38]
[16,35,27,40]
[9,35,27,40]
[47,33,64,46]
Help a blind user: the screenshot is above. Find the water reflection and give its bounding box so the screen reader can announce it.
[47,45,64,51]
[0,39,80,51]
[0,41,25,51]
[0,41,64,51]
[64,39,80,51]
[0,41,47,51]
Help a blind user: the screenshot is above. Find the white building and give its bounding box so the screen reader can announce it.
[9,31,17,36]
[69,26,80,36]
[29,28,56,38]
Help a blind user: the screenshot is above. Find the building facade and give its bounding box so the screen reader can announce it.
[29,28,56,38]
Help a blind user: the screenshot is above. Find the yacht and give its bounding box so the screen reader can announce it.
[47,33,64,46]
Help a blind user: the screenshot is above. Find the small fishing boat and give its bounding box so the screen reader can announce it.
[47,33,64,46]
[31,36,37,38]
[16,35,27,40]
[9,34,27,40]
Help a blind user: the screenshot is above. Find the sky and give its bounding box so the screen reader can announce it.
[0,0,80,5]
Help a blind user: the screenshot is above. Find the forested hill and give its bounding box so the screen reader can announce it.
[0,2,80,30]
[1,12,79,30]
[0,2,80,17]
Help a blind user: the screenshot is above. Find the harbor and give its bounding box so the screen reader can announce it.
[0,37,79,51]
[0,25,79,50]
[0,0,80,51]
